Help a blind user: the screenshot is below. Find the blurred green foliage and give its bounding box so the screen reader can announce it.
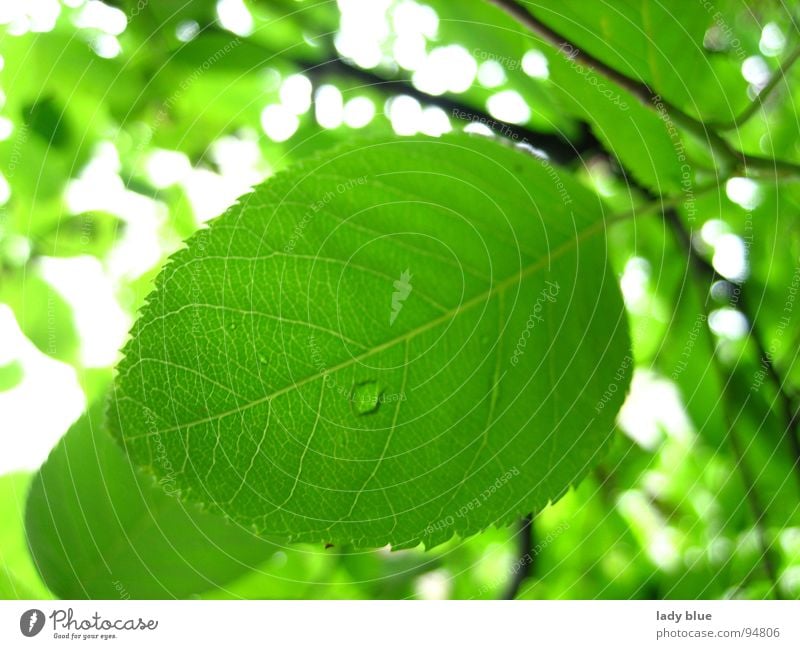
[1,0,799,599]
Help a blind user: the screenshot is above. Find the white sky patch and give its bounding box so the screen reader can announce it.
[0,0,61,34]
[211,135,268,186]
[91,34,121,59]
[414,569,452,599]
[182,167,243,223]
[74,0,126,35]
[709,307,749,340]
[393,33,427,71]
[0,171,10,205]
[478,60,506,88]
[392,1,438,39]
[522,49,549,79]
[0,116,9,142]
[40,257,131,368]
[618,370,693,450]
[343,96,376,128]
[66,142,163,279]
[145,149,193,189]
[388,95,422,135]
[464,122,494,137]
[260,104,299,142]
[712,233,748,281]
[413,45,477,95]
[515,142,548,159]
[216,0,253,36]
[280,74,313,115]
[420,106,451,136]
[66,141,122,211]
[176,20,200,42]
[725,176,761,210]
[315,85,344,129]
[741,55,770,89]
[759,22,786,57]
[700,218,730,247]
[336,0,391,69]
[487,89,530,124]
[108,203,164,280]
[0,306,85,474]
[3,235,30,268]
[620,256,651,311]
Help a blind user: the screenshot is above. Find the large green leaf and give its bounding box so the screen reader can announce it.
[26,398,278,599]
[110,134,631,549]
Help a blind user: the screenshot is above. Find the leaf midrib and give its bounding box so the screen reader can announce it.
[126,215,604,439]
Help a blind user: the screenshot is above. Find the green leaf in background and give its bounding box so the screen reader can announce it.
[526,0,750,123]
[547,53,688,194]
[26,397,278,599]
[0,473,51,599]
[0,271,80,366]
[110,133,632,549]
[0,361,23,393]
[33,211,124,259]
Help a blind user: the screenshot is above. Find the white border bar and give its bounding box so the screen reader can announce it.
[1,600,798,648]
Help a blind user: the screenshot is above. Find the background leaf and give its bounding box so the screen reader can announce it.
[26,396,279,599]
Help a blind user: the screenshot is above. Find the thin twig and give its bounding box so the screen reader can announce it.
[711,43,800,131]
[485,0,800,178]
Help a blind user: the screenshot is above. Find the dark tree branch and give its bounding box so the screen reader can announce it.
[502,514,534,600]
[298,56,600,165]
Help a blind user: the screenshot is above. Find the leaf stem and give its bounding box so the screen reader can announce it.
[502,514,534,599]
